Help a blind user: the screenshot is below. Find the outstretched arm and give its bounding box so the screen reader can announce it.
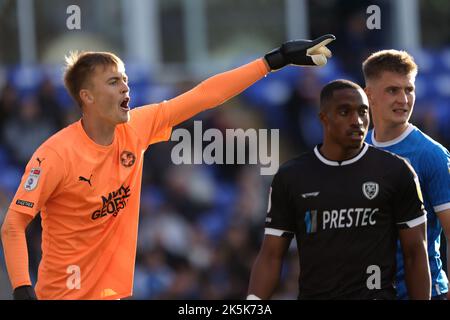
[247,235,291,299]
[164,58,269,127]
[162,34,336,127]
[1,209,37,299]
[399,222,431,300]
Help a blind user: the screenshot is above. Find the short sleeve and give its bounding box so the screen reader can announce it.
[393,158,427,229]
[9,146,65,217]
[421,146,450,212]
[265,171,296,238]
[128,104,173,147]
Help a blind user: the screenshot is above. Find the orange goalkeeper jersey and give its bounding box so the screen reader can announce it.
[8,58,269,300]
[10,105,172,300]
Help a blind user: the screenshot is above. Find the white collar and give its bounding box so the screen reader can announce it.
[371,123,415,147]
[314,143,369,166]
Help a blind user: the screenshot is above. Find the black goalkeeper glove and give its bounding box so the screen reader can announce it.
[13,285,37,300]
[264,34,336,71]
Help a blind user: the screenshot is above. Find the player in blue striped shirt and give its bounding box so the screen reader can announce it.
[363,50,450,299]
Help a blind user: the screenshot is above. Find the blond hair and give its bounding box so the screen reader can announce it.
[63,51,124,107]
[362,49,418,82]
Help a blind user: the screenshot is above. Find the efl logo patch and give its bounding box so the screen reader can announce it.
[24,167,41,191]
[16,199,34,208]
[362,182,379,200]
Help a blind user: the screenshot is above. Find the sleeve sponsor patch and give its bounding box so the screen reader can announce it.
[16,199,35,208]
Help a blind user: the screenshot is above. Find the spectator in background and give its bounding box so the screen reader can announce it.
[36,77,65,129]
[330,0,387,82]
[3,96,56,167]
[283,69,323,152]
[0,83,20,145]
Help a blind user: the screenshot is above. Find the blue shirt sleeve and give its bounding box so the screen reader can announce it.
[421,145,450,211]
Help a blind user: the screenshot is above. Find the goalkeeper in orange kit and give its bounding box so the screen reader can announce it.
[1,35,335,300]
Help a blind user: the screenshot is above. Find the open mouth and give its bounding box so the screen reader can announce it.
[120,97,130,111]
[393,108,407,114]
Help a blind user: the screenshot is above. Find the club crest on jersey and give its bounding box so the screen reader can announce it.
[120,151,136,168]
[24,167,41,191]
[362,182,379,200]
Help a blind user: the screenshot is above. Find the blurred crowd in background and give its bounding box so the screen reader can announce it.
[1,0,450,299]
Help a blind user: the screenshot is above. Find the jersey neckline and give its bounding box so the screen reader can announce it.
[76,119,117,151]
[371,123,415,147]
[314,143,369,166]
